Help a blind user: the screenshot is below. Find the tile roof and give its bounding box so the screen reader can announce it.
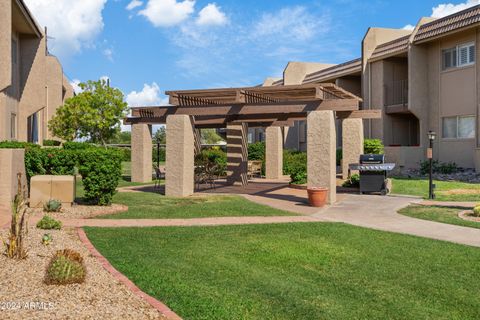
[414,5,480,43]
[370,35,411,60]
[302,58,361,84]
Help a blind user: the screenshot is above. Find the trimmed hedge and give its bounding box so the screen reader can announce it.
[43,139,62,146]
[248,142,265,161]
[0,141,40,149]
[364,139,384,155]
[1,141,122,205]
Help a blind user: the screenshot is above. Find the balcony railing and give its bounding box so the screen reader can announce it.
[384,79,408,107]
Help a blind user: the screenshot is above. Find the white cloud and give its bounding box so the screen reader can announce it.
[139,0,195,27]
[24,0,107,59]
[70,79,83,94]
[253,6,328,42]
[431,0,480,18]
[196,3,228,26]
[402,24,415,31]
[126,0,143,10]
[102,48,114,61]
[126,82,168,107]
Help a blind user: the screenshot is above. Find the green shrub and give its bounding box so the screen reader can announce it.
[45,249,86,285]
[0,141,40,149]
[290,170,307,185]
[36,215,62,230]
[63,141,95,150]
[78,148,123,205]
[43,199,62,213]
[419,160,458,175]
[364,139,384,154]
[473,206,480,217]
[195,148,227,176]
[283,150,307,176]
[342,174,360,188]
[248,142,265,161]
[43,139,61,146]
[336,148,343,166]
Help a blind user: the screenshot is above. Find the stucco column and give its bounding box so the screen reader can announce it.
[307,111,336,204]
[265,126,283,179]
[342,118,364,179]
[131,123,152,183]
[0,149,27,212]
[165,115,195,197]
[226,123,248,186]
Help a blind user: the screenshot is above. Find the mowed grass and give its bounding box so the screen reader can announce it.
[100,192,296,219]
[85,223,480,320]
[399,205,480,229]
[391,177,480,201]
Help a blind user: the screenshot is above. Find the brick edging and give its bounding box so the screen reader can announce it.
[76,228,182,320]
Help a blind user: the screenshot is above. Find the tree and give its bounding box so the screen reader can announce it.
[49,79,128,145]
[201,129,224,144]
[110,131,131,144]
[153,126,166,144]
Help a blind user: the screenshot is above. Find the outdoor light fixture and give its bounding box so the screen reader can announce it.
[427,131,436,199]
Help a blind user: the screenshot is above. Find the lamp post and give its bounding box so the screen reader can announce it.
[427,131,436,199]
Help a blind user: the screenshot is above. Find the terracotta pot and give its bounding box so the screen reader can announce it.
[307,187,328,207]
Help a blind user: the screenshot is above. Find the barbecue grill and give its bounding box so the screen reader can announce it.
[349,154,395,195]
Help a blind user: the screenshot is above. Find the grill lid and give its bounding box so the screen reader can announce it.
[359,154,385,164]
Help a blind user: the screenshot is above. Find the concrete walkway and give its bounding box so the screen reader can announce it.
[312,194,480,247]
[51,215,322,228]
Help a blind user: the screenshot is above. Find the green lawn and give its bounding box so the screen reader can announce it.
[100,192,295,219]
[391,177,480,201]
[85,223,480,320]
[398,205,480,229]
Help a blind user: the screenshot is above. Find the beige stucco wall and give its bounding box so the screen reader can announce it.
[45,55,67,140]
[0,149,27,211]
[283,62,335,85]
[0,0,12,92]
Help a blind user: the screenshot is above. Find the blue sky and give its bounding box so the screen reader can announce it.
[24,0,480,106]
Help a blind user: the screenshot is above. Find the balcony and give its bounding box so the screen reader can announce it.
[384,79,408,113]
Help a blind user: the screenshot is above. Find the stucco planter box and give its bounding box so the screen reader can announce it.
[30,175,75,208]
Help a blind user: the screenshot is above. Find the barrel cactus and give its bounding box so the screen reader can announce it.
[45,249,86,285]
[43,199,62,213]
[473,206,480,217]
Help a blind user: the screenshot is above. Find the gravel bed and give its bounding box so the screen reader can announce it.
[0,226,164,319]
[28,204,128,220]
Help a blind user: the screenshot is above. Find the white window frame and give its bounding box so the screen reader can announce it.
[442,115,475,139]
[442,42,475,71]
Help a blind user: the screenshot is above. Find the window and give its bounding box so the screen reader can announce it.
[27,112,39,143]
[442,116,475,139]
[442,42,475,70]
[248,132,253,144]
[10,113,16,140]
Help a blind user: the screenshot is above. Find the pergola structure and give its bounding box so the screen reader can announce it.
[125,83,381,204]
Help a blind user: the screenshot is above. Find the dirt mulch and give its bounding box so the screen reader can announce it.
[0,226,164,319]
[458,210,480,223]
[28,204,128,220]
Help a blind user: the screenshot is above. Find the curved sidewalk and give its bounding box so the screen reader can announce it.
[312,194,480,247]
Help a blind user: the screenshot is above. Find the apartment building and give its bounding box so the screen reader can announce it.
[253,5,480,171]
[0,0,73,144]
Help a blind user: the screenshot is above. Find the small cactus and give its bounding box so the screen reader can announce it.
[41,233,53,246]
[36,215,62,230]
[45,249,86,285]
[473,206,480,217]
[43,199,62,213]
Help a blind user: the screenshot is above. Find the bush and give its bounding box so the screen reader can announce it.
[364,139,384,154]
[195,148,227,176]
[248,142,265,161]
[36,215,62,230]
[473,206,480,217]
[336,148,343,166]
[63,141,95,150]
[419,160,458,175]
[290,170,307,185]
[45,249,86,285]
[0,141,40,149]
[43,139,61,146]
[109,147,131,162]
[283,150,307,176]
[78,148,123,205]
[43,199,62,213]
[342,174,360,188]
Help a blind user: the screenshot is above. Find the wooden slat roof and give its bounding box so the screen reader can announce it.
[125,83,379,128]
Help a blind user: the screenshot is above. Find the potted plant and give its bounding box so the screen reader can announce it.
[307,187,328,207]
